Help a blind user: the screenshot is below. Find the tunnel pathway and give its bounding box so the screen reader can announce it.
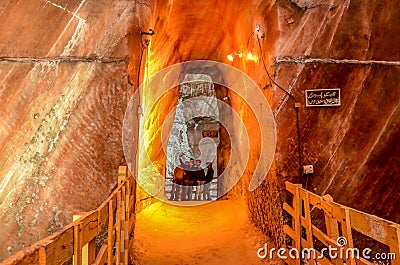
[131,199,281,265]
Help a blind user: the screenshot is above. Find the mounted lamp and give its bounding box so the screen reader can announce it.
[227,51,243,61]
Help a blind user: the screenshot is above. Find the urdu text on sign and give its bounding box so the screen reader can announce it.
[305,88,341,107]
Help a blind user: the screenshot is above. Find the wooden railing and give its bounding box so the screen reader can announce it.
[3,176,399,265]
[1,166,136,265]
[284,182,400,265]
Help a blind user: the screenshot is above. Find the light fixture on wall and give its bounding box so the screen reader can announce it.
[246,52,259,62]
[140,29,155,36]
[227,51,242,61]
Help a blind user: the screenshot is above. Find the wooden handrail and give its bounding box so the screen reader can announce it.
[1,166,136,265]
[283,181,400,265]
[3,178,398,265]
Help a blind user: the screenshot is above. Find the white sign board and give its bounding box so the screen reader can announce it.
[305,88,341,107]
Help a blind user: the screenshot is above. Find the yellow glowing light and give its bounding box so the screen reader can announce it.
[227,51,242,62]
[246,52,259,62]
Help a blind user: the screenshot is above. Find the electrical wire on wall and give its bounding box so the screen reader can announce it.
[255,34,307,188]
[134,29,165,205]
[137,29,155,115]
[137,40,147,91]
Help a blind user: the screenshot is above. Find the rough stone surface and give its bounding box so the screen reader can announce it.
[137,0,400,247]
[139,0,285,246]
[271,0,400,224]
[1,0,400,260]
[0,0,151,260]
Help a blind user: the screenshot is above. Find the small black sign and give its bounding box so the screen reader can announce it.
[305,88,341,107]
[202,130,219,138]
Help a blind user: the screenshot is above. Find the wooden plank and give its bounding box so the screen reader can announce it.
[322,195,341,265]
[129,218,135,236]
[357,256,376,265]
[109,185,123,203]
[325,210,339,240]
[301,237,311,248]
[107,198,114,265]
[103,188,118,206]
[121,186,126,263]
[284,225,295,241]
[285,257,297,265]
[73,223,83,265]
[128,198,136,249]
[37,226,74,264]
[349,208,399,246]
[342,207,356,265]
[110,195,117,215]
[116,191,122,265]
[293,185,302,265]
[87,239,96,264]
[124,219,129,264]
[118,166,127,184]
[282,182,400,265]
[129,176,135,195]
[305,190,324,209]
[393,226,400,265]
[0,246,40,265]
[91,244,108,265]
[297,238,334,265]
[124,182,130,265]
[97,200,109,232]
[312,225,338,247]
[293,185,343,220]
[109,229,116,247]
[300,216,307,227]
[312,250,335,265]
[283,202,294,216]
[2,167,136,265]
[129,195,135,212]
[118,165,127,175]
[81,211,98,245]
[285,181,296,195]
[303,193,315,264]
[321,195,346,223]
[125,180,130,209]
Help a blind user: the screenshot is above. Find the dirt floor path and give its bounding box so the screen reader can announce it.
[131,199,281,265]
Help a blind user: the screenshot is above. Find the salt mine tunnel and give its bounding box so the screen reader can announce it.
[0,0,400,264]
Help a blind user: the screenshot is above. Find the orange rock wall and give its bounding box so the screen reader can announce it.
[140,0,285,245]
[139,0,400,246]
[272,0,400,223]
[1,0,400,260]
[0,0,152,260]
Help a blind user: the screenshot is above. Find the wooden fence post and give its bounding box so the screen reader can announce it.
[107,199,114,265]
[390,225,400,265]
[87,238,96,265]
[124,180,130,264]
[73,223,82,265]
[341,208,356,265]
[293,185,302,265]
[303,192,315,263]
[322,195,341,265]
[116,191,122,265]
[121,186,126,265]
